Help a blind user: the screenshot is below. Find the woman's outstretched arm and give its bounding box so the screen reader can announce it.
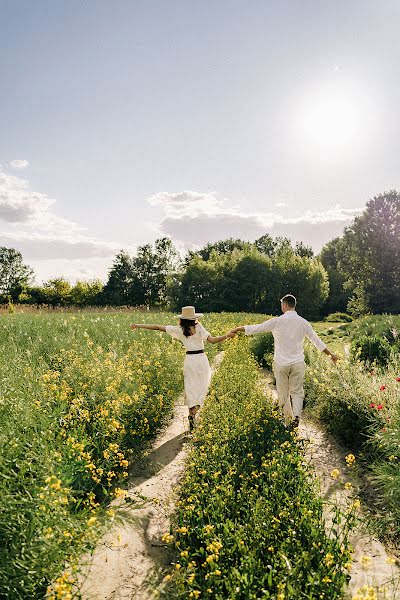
[130,323,167,332]
[207,331,236,344]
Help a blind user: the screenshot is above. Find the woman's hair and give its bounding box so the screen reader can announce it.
[180,318,196,337]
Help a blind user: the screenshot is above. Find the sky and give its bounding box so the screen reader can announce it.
[1,0,400,283]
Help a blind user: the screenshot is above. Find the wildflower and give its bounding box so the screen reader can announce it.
[87,516,97,526]
[388,455,397,461]
[330,469,340,480]
[114,488,128,499]
[214,570,221,576]
[379,385,386,391]
[189,592,201,599]
[360,555,371,568]
[163,574,171,582]
[396,377,400,382]
[386,556,397,564]
[344,482,353,490]
[324,553,334,566]
[377,404,383,410]
[369,403,375,408]
[345,453,356,466]
[177,526,188,535]
[161,533,174,544]
[175,563,181,570]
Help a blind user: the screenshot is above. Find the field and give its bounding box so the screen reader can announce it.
[0,310,399,599]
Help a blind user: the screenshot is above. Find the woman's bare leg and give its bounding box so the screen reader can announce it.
[188,405,200,431]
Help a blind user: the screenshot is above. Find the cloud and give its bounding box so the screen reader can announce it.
[8,159,30,169]
[0,168,125,270]
[0,172,55,222]
[148,190,363,252]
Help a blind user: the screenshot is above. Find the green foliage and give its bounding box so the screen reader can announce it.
[0,246,33,302]
[337,191,400,314]
[249,332,274,368]
[104,238,179,306]
[324,312,353,323]
[304,346,400,540]
[165,340,353,599]
[169,245,329,319]
[0,312,184,598]
[319,237,350,315]
[350,335,392,367]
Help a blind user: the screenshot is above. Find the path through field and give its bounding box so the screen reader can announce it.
[80,353,223,600]
[79,398,188,599]
[264,371,400,599]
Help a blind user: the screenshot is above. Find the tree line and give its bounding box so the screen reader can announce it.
[1,190,399,318]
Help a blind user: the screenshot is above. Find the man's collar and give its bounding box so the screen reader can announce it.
[282,310,298,316]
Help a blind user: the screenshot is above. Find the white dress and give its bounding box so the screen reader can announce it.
[165,323,212,408]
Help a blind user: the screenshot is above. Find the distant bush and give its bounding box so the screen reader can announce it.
[350,334,392,367]
[324,312,353,323]
[249,332,274,368]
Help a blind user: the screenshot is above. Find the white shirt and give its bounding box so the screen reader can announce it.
[244,311,326,367]
[165,322,211,351]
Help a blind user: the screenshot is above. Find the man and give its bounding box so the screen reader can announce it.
[229,294,338,427]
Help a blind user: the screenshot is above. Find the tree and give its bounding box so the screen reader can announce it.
[70,280,104,306]
[41,278,72,307]
[295,242,314,258]
[103,251,135,305]
[319,238,350,314]
[337,191,400,314]
[185,238,248,264]
[104,238,179,307]
[0,247,33,302]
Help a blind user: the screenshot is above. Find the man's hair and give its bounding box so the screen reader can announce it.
[280,294,297,308]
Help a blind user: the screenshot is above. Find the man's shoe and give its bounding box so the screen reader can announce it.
[188,415,195,432]
[293,416,300,428]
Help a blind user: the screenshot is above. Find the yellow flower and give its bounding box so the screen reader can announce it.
[345,453,356,466]
[360,555,371,569]
[330,469,340,480]
[324,553,334,566]
[344,482,353,490]
[87,516,97,526]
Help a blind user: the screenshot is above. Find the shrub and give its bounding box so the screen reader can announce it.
[249,332,274,368]
[350,334,392,367]
[324,312,353,323]
[304,346,400,540]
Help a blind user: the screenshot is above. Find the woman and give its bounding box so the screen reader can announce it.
[130,306,233,431]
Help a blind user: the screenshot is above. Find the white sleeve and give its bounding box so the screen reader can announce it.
[165,325,183,341]
[244,318,277,335]
[305,323,326,351]
[198,323,211,341]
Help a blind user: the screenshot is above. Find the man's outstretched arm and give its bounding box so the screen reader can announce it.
[305,324,339,363]
[230,318,277,336]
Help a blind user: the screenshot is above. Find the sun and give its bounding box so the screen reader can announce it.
[293,81,373,158]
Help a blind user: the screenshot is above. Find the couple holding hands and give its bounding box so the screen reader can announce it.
[130,295,338,432]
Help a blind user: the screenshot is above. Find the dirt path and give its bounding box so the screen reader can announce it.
[264,371,400,599]
[79,354,223,600]
[79,400,188,600]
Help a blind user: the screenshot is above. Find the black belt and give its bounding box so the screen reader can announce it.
[186,349,205,355]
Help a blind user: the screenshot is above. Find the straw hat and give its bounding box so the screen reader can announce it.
[176,305,203,320]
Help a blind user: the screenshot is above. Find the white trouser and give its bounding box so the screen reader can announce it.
[273,361,306,422]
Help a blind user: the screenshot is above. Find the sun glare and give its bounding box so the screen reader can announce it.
[294,81,374,158]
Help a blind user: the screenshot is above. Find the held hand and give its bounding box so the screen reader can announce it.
[130,324,138,330]
[226,331,236,339]
[330,353,339,364]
